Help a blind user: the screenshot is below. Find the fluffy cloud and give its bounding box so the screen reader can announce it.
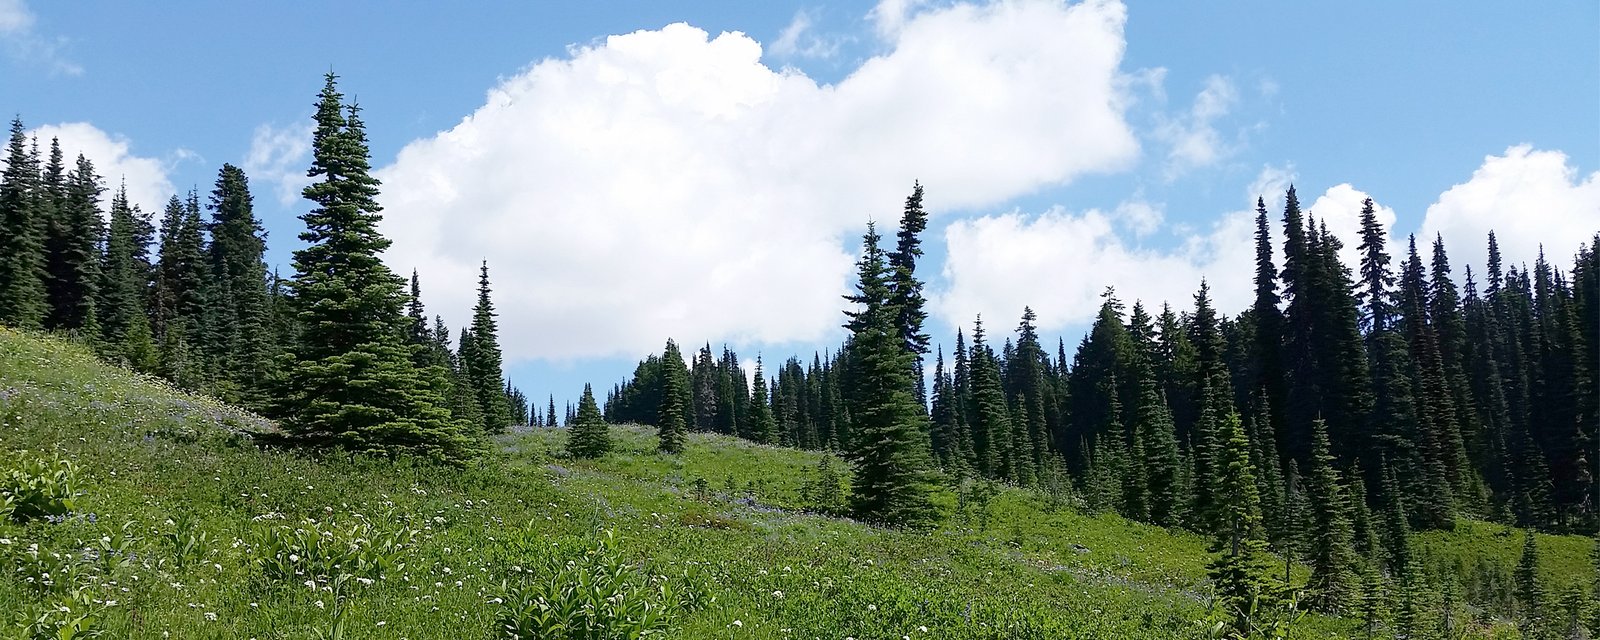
[1306,182,1397,272]
[243,121,314,206]
[935,198,1257,331]
[31,122,174,216]
[1421,145,1600,276]
[378,0,1139,362]
[933,169,1397,335]
[1153,74,1238,176]
[0,0,80,75]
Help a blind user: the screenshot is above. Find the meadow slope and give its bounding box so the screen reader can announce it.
[0,328,1587,639]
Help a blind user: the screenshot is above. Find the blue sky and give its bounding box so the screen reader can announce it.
[4,0,1596,409]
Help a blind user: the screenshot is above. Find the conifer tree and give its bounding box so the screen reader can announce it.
[1304,420,1359,613]
[97,184,157,370]
[1516,529,1544,636]
[1134,367,1182,527]
[1250,196,1288,454]
[1207,410,1277,637]
[840,222,938,528]
[0,118,46,329]
[968,317,1014,480]
[566,383,611,459]
[656,338,690,453]
[206,163,274,403]
[278,73,475,462]
[748,356,777,445]
[887,182,931,407]
[467,261,512,433]
[43,152,103,334]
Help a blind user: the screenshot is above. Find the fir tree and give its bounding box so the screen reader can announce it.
[43,152,103,334]
[97,184,157,370]
[840,222,939,528]
[278,73,475,463]
[1207,410,1277,637]
[566,383,611,459]
[1516,529,1545,635]
[1304,420,1359,613]
[968,317,1014,481]
[206,163,274,404]
[467,261,512,433]
[0,118,46,329]
[656,338,690,454]
[1134,367,1182,528]
[748,356,777,445]
[887,182,931,407]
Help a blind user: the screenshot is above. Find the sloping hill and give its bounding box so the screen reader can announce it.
[0,328,1585,638]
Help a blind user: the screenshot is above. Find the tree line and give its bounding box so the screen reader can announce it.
[0,74,541,463]
[608,182,1598,630]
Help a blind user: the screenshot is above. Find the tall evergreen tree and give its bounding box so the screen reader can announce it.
[278,73,475,462]
[841,222,938,528]
[1304,420,1359,613]
[748,356,777,445]
[0,118,46,328]
[97,184,157,370]
[1207,410,1278,637]
[206,163,275,403]
[43,152,103,334]
[467,261,512,433]
[566,383,611,459]
[887,182,931,408]
[1516,530,1545,635]
[656,338,690,454]
[968,317,1014,481]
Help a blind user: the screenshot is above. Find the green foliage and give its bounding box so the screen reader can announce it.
[253,517,417,582]
[566,383,612,459]
[277,73,476,464]
[493,530,683,639]
[655,339,690,454]
[0,452,80,523]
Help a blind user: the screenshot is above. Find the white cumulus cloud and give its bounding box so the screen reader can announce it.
[770,10,840,60]
[377,0,1140,363]
[1421,145,1600,275]
[243,121,315,207]
[31,122,174,216]
[934,198,1257,332]
[1305,182,1397,272]
[1153,74,1238,176]
[932,168,1402,334]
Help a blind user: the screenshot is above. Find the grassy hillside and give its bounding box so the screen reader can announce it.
[0,328,1586,638]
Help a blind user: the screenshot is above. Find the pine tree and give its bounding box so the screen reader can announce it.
[206,163,274,404]
[1250,196,1288,462]
[1207,410,1277,637]
[841,222,939,528]
[1399,235,1464,529]
[968,317,1014,481]
[467,261,512,433]
[1304,420,1359,613]
[566,383,611,459]
[1134,367,1181,527]
[887,182,931,407]
[656,338,690,454]
[278,73,475,463]
[43,152,103,334]
[97,184,157,370]
[0,118,46,329]
[1516,529,1545,635]
[748,356,777,445]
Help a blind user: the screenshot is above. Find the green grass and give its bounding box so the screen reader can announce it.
[0,327,1587,638]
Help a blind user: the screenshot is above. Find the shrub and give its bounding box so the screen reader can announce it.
[1,452,81,523]
[494,530,687,639]
[254,517,416,582]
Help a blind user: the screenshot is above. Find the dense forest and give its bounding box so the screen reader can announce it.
[0,74,542,465]
[1,72,1596,636]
